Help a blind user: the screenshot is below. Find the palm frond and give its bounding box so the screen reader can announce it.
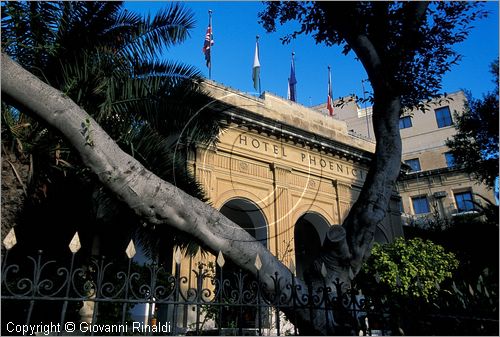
[2,0,222,263]
[114,3,196,61]
[119,123,208,199]
[133,60,201,79]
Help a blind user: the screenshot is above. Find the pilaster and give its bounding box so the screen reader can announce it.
[271,164,293,266]
[333,180,352,223]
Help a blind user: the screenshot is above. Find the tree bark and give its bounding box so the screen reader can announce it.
[2,52,333,334]
[1,52,294,287]
[317,2,405,290]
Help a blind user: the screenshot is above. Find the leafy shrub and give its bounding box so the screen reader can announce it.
[360,237,459,301]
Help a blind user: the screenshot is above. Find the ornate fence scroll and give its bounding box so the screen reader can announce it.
[1,229,382,336]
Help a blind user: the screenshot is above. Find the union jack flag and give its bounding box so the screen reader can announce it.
[202,24,214,68]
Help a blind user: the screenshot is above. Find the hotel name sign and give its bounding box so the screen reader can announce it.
[219,129,368,182]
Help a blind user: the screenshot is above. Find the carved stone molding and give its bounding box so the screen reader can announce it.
[271,163,292,185]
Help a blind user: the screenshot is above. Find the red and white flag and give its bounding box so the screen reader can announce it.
[202,13,214,69]
[327,66,334,116]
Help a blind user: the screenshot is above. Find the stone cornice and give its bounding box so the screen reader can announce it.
[201,80,374,165]
[398,166,465,181]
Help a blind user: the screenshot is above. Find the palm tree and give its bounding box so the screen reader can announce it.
[1,1,221,261]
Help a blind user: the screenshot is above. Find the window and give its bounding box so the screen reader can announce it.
[435,106,453,128]
[412,196,430,214]
[454,191,474,212]
[399,116,412,129]
[445,152,455,167]
[405,158,421,172]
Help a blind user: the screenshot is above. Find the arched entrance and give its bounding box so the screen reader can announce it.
[220,198,268,246]
[219,198,268,329]
[294,212,330,280]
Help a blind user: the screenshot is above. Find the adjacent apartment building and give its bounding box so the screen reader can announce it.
[313,91,496,228]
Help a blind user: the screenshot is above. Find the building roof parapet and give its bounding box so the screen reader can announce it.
[200,80,376,161]
[312,90,467,118]
[399,166,464,180]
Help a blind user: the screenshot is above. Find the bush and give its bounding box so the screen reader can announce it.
[360,237,459,301]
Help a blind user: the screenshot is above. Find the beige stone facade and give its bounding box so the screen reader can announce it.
[318,91,496,227]
[177,80,403,281]
[169,81,406,331]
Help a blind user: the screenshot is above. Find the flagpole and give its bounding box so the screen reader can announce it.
[328,65,332,117]
[208,10,213,80]
[257,35,261,94]
[292,51,296,101]
[290,51,297,102]
[361,79,370,138]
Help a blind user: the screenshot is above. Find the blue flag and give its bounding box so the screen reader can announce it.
[287,53,297,102]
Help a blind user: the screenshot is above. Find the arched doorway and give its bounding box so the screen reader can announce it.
[294,212,330,280]
[219,198,268,330]
[220,198,267,246]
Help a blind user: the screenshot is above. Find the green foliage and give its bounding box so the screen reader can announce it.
[444,268,498,317]
[1,1,222,259]
[361,237,458,301]
[446,59,499,188]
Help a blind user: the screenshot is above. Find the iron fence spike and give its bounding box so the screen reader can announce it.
[348,266,355,280]
[68,232,81,253]
[255,254,262,271]
[321,262,327,278]
[174,246,182,265]
[125,240,136,259]
[3,228,17,250]
[289,259,296,275]
[217,251,225,268]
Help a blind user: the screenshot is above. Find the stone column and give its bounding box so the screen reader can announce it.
[194,146,216,199]
[333,181,352,224]
[328,179,340,225]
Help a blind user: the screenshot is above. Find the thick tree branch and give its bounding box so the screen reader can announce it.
[396,2,430,61]
[343,33,402,273]
[318,3,403,276]
[2,52,343,334]
[1,52,292,289]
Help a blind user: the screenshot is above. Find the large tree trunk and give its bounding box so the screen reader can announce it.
[2,52,402,334]
[1,53,294,287]
[315,2,404,299]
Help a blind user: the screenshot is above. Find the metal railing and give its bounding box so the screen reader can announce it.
[2,229,497,336]
[1,231,375,336]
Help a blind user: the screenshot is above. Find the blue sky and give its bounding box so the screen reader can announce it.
[125,1,499,107]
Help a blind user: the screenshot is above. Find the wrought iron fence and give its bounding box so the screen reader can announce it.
[1,230,380,336]
[5,229,496,336]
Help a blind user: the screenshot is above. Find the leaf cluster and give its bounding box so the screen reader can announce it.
[446,59,499,188]
[443,268,498,318]
[360,237,459,301]
[259,2,487,109]
[1,1,221,259]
